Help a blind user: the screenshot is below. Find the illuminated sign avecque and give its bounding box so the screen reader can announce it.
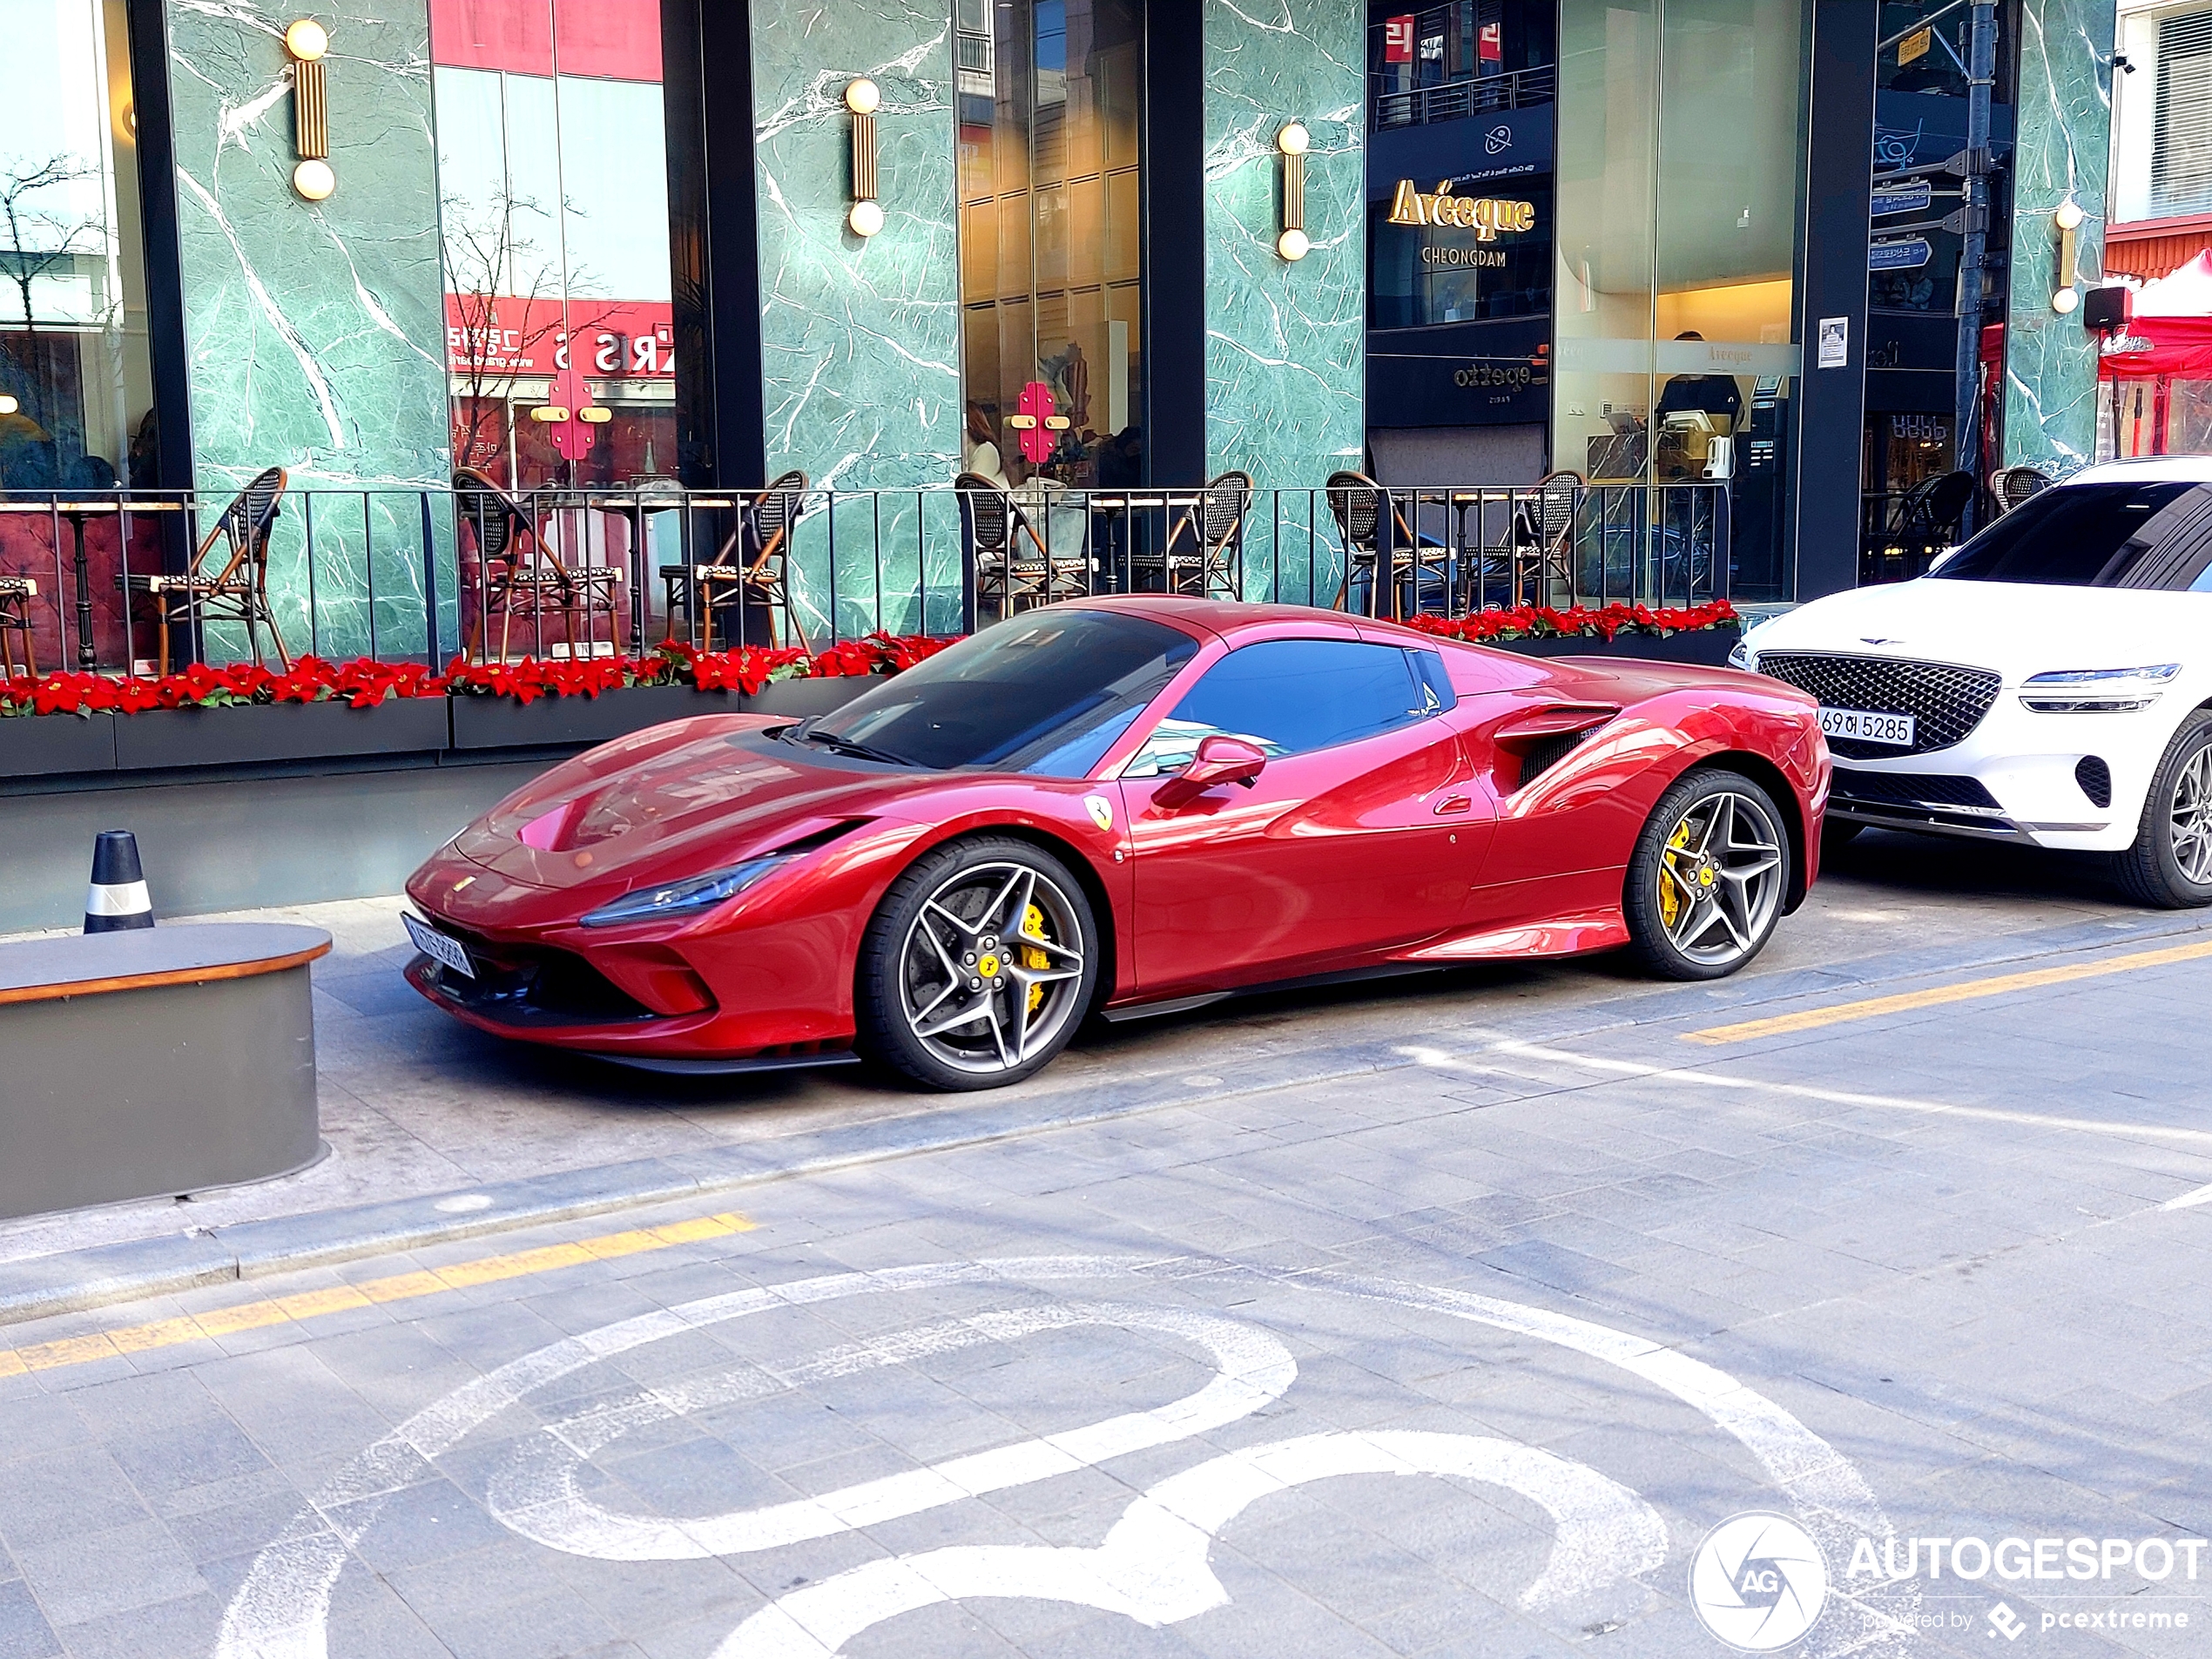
[1386,179,1536,239]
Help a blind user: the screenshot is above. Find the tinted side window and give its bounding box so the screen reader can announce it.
[1126,640,1426,774]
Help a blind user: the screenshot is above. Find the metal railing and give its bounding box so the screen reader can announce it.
[0,481,1730,677]
[1371,64,1555,131]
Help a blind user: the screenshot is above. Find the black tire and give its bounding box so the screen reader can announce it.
[2112,711,2212,908]
[1622,769,1791,981]
[855,835,1101,1090]
[1821,817,1865,857]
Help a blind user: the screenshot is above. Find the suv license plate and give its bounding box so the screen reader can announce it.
[1818,706,1917,747]
[403,913,475,980]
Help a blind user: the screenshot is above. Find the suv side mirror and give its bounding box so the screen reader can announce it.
[1181,734,1267,789]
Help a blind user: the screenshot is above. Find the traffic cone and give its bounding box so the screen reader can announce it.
[84,830,155,934]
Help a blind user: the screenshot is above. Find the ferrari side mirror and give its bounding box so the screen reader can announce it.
[1182,734,1267,790]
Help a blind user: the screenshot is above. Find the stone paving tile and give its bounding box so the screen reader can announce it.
[14,901,2212,1655]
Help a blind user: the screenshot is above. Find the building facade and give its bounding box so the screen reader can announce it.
[0,0,2126,650]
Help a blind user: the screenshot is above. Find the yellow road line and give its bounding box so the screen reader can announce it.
[1683,936,2212,1046]
[0,1211,754,1381]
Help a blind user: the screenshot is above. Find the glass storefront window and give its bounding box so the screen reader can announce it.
[1551,0,1804,601]
[0,0,154,489]
[430,0,677,491]
[955,0,1143,488]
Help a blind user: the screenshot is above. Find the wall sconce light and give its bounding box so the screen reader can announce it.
[0,394,18,416]
[2051,195,2085,314]
[845,78,883,237]
[1275,122,1310,261]
[285,18,334,201]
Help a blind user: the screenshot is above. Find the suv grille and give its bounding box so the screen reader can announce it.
[1757,652,2000,758]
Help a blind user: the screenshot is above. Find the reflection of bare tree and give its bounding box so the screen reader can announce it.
[0,154,110,430]
[441,188,621,479]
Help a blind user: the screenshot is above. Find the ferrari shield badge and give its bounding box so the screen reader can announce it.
[1083,794,1114,832]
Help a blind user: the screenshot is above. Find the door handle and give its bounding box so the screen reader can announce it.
[1433,795,1472,815]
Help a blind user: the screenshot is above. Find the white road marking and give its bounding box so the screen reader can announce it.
[489,1302,1296,1561]
[1404,1039,2212,1156]
[711,1431,1668,1657]
[212,1256,1912,1659]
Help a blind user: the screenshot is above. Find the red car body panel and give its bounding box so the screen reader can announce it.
[404,598,1827,1062]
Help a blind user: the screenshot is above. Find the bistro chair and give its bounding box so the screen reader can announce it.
[1137,470,1251,598]
[1866,469,1976,583]
[955,471,1084,623]
[661,469,811,651]
[1325,470,1447,620]
[0,570,37,677]
[455,467,620,664]
[1990,465,2053,516]
[123,466,289,676]
[1507,469,1581,609]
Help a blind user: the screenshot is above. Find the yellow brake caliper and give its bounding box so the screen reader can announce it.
[1021,902,1052,1013]
[1658,817,1694,930]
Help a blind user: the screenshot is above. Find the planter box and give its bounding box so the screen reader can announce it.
[1490,629,1739,667]
[0,711,118,778]
[112,698,453,772]
[448,676,873,752]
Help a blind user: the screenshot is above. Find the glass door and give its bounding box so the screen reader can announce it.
[955,0,1143,489]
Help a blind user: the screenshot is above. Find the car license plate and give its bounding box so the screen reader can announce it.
[1818,706,1916,747]
[403,912,475,980]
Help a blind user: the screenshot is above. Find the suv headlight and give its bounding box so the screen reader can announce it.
[2020,664,2180,713]
[580,856,792,927]
[1728,637,1751,670]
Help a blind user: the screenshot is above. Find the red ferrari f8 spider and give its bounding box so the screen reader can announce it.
[404,599,1829,1089]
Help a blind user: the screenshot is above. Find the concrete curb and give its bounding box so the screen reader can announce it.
[8,905,2209,1332]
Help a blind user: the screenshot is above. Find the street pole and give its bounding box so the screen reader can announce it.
[1952,0,1997,532]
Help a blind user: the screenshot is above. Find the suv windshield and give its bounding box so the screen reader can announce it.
[1929,482,2208,586]
[797,610,1198,775]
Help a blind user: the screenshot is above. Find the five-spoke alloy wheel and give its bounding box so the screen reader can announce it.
[858,837,1100,1089]
[2114,711,2212,908]
[1623,770,1791,979]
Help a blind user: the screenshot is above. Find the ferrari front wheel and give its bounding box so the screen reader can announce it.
[1623,770,1789,981]
[857,837,1099,1090]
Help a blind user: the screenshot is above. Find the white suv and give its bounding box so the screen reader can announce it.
[1737,455,2212,906]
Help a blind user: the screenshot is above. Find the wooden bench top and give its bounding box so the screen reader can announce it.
[0,923,333,1007]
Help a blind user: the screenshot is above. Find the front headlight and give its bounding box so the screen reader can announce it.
[579,856,791,927]
[1728,638,1750,670]
[2020,664,2181,713]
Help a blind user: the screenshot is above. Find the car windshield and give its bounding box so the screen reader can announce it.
[797,610,1199,775]
[1928,481,2206,586]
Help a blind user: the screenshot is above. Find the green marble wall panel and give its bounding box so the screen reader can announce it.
[2001,0,2115,472]
[752,1,961,640]
[1203,0,1366,602]
[166,0,454,663]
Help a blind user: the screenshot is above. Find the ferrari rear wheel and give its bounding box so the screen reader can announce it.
[857,837,1098,1090]
[1623,770,1789,981]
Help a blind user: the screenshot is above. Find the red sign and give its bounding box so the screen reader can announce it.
[1480,20,1502,61]
[1384,14,1415,62]
[428,0,662,80]
[1015,381,1056,467]
[444,294,675,381]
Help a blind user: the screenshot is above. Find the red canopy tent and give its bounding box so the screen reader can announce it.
[2100,252,2212,455]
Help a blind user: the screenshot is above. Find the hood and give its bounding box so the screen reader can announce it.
[455,716,934,890]
[1748,578,2212,685]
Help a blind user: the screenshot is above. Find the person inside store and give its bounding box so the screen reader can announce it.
[1656,331,1743,427]
[963,403,1009,488]
[1655,330,1743,482]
